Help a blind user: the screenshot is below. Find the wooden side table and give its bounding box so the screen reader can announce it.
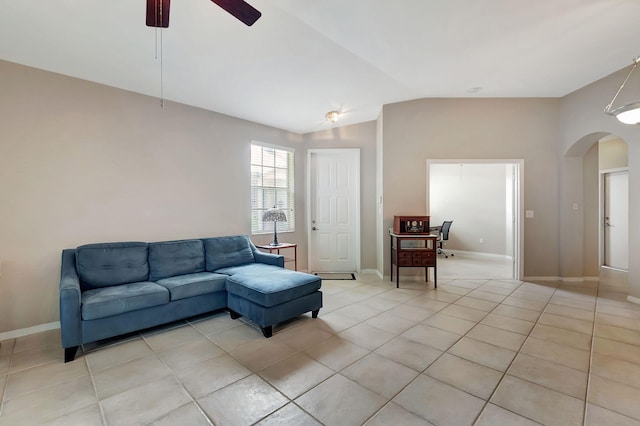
[255,243,297,271]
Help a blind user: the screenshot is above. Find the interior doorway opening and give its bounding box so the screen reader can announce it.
[427,159,523,280]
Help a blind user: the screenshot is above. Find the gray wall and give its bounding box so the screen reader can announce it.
[380,98,562,278]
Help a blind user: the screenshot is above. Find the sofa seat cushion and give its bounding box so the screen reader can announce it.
[76,242,149,289]
[149,239,205,281]
[204,236,255,271]
[215,263,282,276]
[156,272,228,301]
[81,281,169,320]
[226,270,321,308]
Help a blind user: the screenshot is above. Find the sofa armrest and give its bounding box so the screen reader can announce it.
[60,249,82,348]
[253,250,285,268]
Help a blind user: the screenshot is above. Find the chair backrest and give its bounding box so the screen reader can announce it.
[440,221,453,241]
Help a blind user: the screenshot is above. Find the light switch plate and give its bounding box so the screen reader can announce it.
[525,210,534,218]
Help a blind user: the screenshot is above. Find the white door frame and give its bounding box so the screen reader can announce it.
[306,149,361,272]
[426,158,524,281]
[600,167,629,270]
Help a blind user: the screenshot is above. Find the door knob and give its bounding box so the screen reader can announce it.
[312,226,319,231]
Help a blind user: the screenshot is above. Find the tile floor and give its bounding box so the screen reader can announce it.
[0,266,639,425]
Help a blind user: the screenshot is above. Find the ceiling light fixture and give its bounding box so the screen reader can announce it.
[604,56,640,125]
[325,111,341,123]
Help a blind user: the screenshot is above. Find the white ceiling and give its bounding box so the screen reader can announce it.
[1,0,639,134]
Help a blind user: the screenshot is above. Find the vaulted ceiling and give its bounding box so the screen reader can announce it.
[1,0,639,133]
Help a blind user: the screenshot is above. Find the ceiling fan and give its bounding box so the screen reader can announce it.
[146,0,261,28]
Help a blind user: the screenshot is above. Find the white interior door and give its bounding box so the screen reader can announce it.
[307,149,360,273]
[603,171,629,270]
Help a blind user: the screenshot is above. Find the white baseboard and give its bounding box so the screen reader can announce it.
[627,295,640,305]
[0,321,60,342]
[523,276,562,281]
[360,269,383,279]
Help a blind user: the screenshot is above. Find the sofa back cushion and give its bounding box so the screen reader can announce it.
[76,242,149,289]
[148,239,205,281]
[204,235,255,271]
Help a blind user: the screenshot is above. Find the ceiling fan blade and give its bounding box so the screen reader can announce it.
[146,0,170,28]
[211,0,261,26]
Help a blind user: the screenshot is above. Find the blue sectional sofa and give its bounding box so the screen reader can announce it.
[60,235,322,362]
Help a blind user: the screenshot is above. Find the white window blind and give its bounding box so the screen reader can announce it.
[250,143,295,234]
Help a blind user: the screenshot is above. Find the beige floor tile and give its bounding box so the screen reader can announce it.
[364,311,417,334]
[358,295,404,312]
[588,374,640,420]
[502,296,548,311]
[591,352,640,389]
[0,339,15,356]
[296,374,387,426]
[544,303,594,321]
[387,303,437,322]
[85,338,153,372]
[303,336,369,371]
[585,403,640,426]
[422,312,476,335]
[438,284,472,296]
[549,296,596,312]
[314,311,361,333]
[149,402,212,426]
[538,312,593,335]
[158,338,225,371]
[270,321,334,351]
[365,402,435,425]
[403,296,451,313]
[438,304,488,322]
[491,375,584,426]
[520,336,591,372]
[530,324,592,351]
[595,323,640,346]
[332,303,382,322]
[454,296,498,312]
[176,353,251,399]
[596,312,640,332]
[259,353,334,399]
[0,354,9,376]
[198,374,288,426]
[448,337,517,371]
[342,352,419,399]
[597,303,640,320]
[446,279,487,290]
[142,323,204,352]
[466,289,508,303]
[339,323,396,350]
[12,329,61,354]
[8,345,63,373]
[401,324,461,351]
[593,337,640,365]
[466,324,527,351]
[101,376,192,425]
[45,404,103,426]
[255,402,322,426]
[492,304,541,322]
[92,354,171,400]
[0,376,97,424]
[423,289,462,303]
[394,375,485,426]
[4,356,89,400]
[228,337,297,372]
[0,374,5,401]
[375,336,443,372]
[480,313,535,335]
[425,353,503,399]
[207,323,264,351]
[508,353,587,399]
[475,403,541,426]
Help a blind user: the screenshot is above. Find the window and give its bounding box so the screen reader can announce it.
[251,142,295,234]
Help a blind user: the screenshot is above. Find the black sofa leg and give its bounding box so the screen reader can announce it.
[64,346,78,363]
[312,309,320,318]
[261,326,273,338]
[229,309,241,320]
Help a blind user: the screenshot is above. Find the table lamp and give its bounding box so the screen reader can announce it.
[262,207,287,246]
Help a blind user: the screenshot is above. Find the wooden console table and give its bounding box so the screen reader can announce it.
[255,242,297,271]
[389,231,438,288]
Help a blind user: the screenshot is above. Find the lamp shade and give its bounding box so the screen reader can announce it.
[610,102,640,125]
[262,208,287,223]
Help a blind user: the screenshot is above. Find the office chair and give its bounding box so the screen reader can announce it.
[437,221,454,258]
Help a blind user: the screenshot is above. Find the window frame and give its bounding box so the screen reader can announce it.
[250,141,295,235]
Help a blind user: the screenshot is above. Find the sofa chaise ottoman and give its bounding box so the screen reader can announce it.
[60,235,323,362]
